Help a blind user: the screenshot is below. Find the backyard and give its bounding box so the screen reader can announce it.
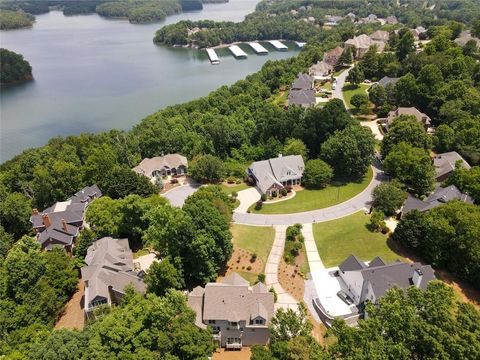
[222,224,275,284]
[342,82,371,109]
[249,167,373,214]
[313,211,407,268]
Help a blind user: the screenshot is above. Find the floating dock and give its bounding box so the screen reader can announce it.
[269,40,288,51]
[206,48,220,65]
[228,45,248,58]
[249,42,268,54]
[295,41,306,48]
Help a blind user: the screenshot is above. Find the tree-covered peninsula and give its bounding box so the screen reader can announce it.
[0,48,32,86]
[0,9,34,30]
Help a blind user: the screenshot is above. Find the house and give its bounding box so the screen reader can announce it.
[323,46,344,67]
[247,155,305,195]
[345,34,385,58]
[346,12,356,22]
[309,60,333,80]
[386,107,431,130]
[338,255,435,306]
[385,15,398,25]
[133,153,188,180]
[288,73,315,108]
[411,26,427,41]
[402,185,474,214]
[369,30,390,42]
[433,151,471,182]
[454,31,480,47]
[30,184,102,252]
[377,76,399,87]
[81,237,146,316]
[188,273,274,349]
[324,15,342,26]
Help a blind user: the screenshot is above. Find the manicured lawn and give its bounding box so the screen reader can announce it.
[236,271,260,285]
[342,83,371,109]
[230,224,275,264]
[221,182,249,195]
[132,248,150,259]
[313,211,407,268]
[334,68,347,77]
[250,167,373,214]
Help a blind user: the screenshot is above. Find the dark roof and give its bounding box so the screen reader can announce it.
[71,184,103,203]
[403,185,474,213]
[38,223,79,250]
[288,89,315,107]
[433,151,471,180]
[369,256,386,268]
[378,76,399,87]
[291,73,313,90]
[339,255,366,272]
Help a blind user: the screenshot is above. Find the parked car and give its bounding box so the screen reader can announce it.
[337,290,353,305]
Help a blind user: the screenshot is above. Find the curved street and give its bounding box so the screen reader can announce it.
[233,162,386,226]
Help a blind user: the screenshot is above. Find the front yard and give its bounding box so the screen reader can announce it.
[342,82,371,109]
[220,182,249,195]
[249,167,373,214]
[222,224,275,284]
[313,211,407,268]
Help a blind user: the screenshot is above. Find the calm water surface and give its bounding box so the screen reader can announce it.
[0,0,300,162]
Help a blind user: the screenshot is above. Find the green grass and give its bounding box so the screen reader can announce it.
[342,83,371,109]
[230,224,275,264]
[300,243,310,275]
[236,271,260,285]
[334,68,346,77]
[250,167,373,214]
[313,211,407,268]
[132,249,150,259]
[271,90,289,106]
[221,182,249,195]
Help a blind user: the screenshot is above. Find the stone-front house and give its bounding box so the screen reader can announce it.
[81,237,146,317]
[309,61,333,80]
[338,255,435,306]
[369,30,390,43]
[30,184,102,252]
[402,185,473,214]
[386,107,432,130]
[132,153,188,179]
[247,155,305,195]
[323,46,344,67]
[188,273,274,349]
[344,34,385,58]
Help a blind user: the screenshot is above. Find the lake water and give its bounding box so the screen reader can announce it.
[0,0,300,162]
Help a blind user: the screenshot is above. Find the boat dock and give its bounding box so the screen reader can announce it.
[295,41,306,48]
[206,48,220,65]
[228,45,248,58]
[249,42,268,54]
[268,40,288,51]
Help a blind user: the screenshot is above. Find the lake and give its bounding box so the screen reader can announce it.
[0,0,300,162]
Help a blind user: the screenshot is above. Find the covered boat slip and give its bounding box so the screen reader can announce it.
[206,48,220,64]
[249,42,269,54]
[228,45,248,58]
[268,40,288,51]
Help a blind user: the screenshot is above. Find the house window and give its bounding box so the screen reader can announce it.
[208,320,216,324]
[212,326,220,332]
[254,319,264,325]
[227,337,241,344]
[91,298,107,307]
[229,321,238,326]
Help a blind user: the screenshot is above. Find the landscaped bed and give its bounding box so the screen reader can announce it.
[222,224,275,284]
[249,167,373,214]
[313,211,407,268]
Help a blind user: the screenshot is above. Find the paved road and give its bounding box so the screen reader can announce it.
[161,181,201,207]
[233,163,385,226]
[265,225,299,311]
[333,67,351,107]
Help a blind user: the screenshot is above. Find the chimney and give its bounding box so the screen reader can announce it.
[32,208,39,215]
[412,268,423,287]
[42,214,51,228]
[61,219,68,232]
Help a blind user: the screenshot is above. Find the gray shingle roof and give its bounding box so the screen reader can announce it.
[309,61,333,77]
[387,107,431,126]
[339,255,366,272]
[402,185,474,213]
[288,89,316,107]
[433,151,470,180]
[369,256,386,268]
[291,73,313,90]
[132,154,188,178]
[378,76,399,87]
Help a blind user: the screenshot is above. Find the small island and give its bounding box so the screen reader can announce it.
[0,48,33,86]
[0,9,34,30]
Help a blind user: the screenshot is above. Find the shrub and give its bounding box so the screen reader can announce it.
[286,185,293,192]
[261,193,267,201]
[227,176,236,184]
[272,191,278,198]
[246,265,252,271]
[269,287,278,302]
[367,210,386,232]
[257,273,266,283]
[280,188,288,196]
[170,178,178,184]
[290,241,302,256]
[303,159,334,189]
[255,200,263,210]
[251,253,257,262]
[286,224,302,241]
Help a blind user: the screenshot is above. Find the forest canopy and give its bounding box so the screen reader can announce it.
[0,48,32,85]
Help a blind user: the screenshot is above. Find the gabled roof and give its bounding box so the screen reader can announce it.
[339,255,366,272]
[402,185,474,213]
[345,34,373,49]
[455,31,480,47]
[370,30,389,42]
[291,73,313,90]
[309,61,333,77]
[369,256,386,268]
[132,154,188,178]
[387,107,431,126]
[323,46,344,66]
[378,76,399,87]
[38,223,78,249]
[433,151,471,179]
[222,272,250,286]
[288,89,316,107]
[385,15,398,24]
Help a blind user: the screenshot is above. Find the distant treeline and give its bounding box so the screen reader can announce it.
[0,48,32,86]
[0,9,34,29]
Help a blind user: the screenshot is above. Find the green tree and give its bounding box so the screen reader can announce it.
[303,159,333,188]
[372,181,407,216]
[73,228,97,259]
[336,46,353,69]
[100,166,158,199]
[350,93,369,114]
[396,30,415,61]
[381,115,432,157]
[447,166,480,203]
[321,126,375,178]
[270,303,312,343]
[383,142,435,196]
[346,66,365,86]
[369,84,387,107]
[189,154,225,183]
[0,48,32,84]
[283,139,307,158]
[0,192,32,239]
[29,329,89,360]
[367,210,387,232]
[144,257,185,296]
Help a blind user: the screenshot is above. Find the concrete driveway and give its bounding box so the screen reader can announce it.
[162,181,201,207]
[361,120,384,140]
[235,187,261,213]
[333,67,351,107]
[233,163,386,226]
